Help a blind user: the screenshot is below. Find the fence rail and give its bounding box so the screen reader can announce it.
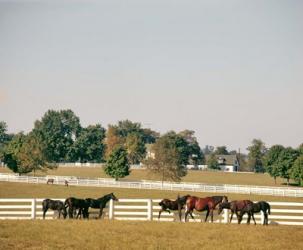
[0,198,303,226]
[1,173,303,197]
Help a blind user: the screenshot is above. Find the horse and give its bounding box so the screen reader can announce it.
[85,193,118,219]
[42,199,67,219]
[218,200,255,224]
[46,178,54,185]
[252,201,271,225]
[184,195,228,222]
[64,197,90,219]
[158,194,191,221]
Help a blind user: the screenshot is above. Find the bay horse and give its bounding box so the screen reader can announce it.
[64,197,90,219]
[184,195,228,222]
[46,178,54,185]
[158,194,191,221]
[252,201,271,225]
[85,193,118,219]
[218,200,255,224]
[42,199,67,219]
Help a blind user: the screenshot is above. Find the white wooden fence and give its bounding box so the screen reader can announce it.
[1,173,303,198]
[0,198,303,226]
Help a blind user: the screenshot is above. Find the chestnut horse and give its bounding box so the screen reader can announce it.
[184,195,228,222]
[218,200,255,224]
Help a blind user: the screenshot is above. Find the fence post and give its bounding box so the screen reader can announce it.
[31,199,36,219]
[109,199,114,220]
[147,199,153,221]
[223,209,228,224]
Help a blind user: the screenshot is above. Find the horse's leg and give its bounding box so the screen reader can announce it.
[229,211,234,223]
[251,213,256,225]
[204,209,210,222]
[210,209,214,223]
[43,208,48,220]
[158,209,163,219]
[58,209,61,219]
[247,212,251,225]
[264,212,268,225]
[98,207,104,219]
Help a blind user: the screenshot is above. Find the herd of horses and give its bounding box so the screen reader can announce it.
[42,193,118,219]
[158,194,271,225]
[42,193,270,225]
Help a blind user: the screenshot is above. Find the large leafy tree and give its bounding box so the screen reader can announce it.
[214,146,229,155]
[263,145,285,184]
[68,124,106,162]
[33,109,81,162]
[105,125,124,159]
[2,132,51,174]
[276,147,299,185]
[247,139,267,172]
[125,133,146,164]
[290,155,303,186]
[178,130,204,165]
[144,133,187,182]
[104,146,130,180]
[207,153,220,170]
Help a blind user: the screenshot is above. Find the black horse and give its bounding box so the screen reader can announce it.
[251,201,271,225]
[158,194,191,221]
[86,193,118,219]
[64,197,90,219]
[42,199,67,219]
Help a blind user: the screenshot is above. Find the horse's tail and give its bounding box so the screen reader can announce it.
[267,203,271,215]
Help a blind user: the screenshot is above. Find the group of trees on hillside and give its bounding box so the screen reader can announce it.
[1,110,303,186]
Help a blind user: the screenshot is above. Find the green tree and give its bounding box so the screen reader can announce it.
[290,155,303,186]
[33,109,81,162]
[68,124,106,162]
[105,125,123,159]
[144,133,187,183]
[178,130,204,165]
[247,139,267,172]
[276,147,299,185]
[125,133,146,164]
[214,146,229,155]
[2,133,52,174]
[207,153,220,170]
[104,146,130,180]
[263,145,285,184]
[298,144,303,155]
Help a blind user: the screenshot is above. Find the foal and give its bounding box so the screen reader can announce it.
[158,195,190,221]
[42,199,66,219]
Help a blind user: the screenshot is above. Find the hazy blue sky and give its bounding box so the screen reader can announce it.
[0,0,302,152]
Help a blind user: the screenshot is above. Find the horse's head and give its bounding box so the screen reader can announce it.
[218,202,225,215]
[110,193,118,201]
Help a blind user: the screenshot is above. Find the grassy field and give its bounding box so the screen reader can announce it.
[1,180,303,249]
[0,167,297,187]
[1,220,303,250]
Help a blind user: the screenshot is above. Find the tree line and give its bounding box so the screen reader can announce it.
[0,110,302,186]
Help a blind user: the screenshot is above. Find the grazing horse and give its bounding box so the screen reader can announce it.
[218,200,255,224]
[42,199,66,219]
[158,194,190,221]
[64,197,90,219]
[46,178,54,185]
[86,193,118,219]
[185,195,228,222]
[252,201,271,225]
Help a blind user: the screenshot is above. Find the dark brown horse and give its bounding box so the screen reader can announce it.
[64,197,90,219]
[158,195,191,221]
[184,195,228,222]
[85,193,118,219]
[218,200,255,224]
[252,201,271,225]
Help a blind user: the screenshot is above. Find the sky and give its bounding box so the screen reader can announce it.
[0,0,302,152]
